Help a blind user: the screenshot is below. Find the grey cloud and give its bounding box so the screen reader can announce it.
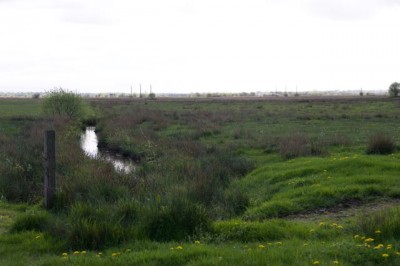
[307,0,378,20]
[382,0,400,6]
[60,10,114,25]
[52,1,115,25]
[266,0,400,20]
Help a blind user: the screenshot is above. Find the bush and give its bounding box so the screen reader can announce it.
[42,88,90,119]
[142,198,210,241]
[355,207,400,241]
[0,123,45,203]
[278,134,309,159]
[224,189,250,216]
[67,201,139,249]
[278,134,327,159]
[11,211,51,233]
[389,82,399,97]
[366,133,395,155]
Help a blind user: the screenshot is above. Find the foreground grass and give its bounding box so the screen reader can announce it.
[1,205,400,265]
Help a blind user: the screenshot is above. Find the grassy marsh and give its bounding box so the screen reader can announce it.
[1,96,400,265]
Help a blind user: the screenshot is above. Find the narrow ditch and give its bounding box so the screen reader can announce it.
[80,127,135,174]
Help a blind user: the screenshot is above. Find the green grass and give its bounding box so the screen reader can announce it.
[0,99,42,118]
[229,153,400,219]
[1,209,400,265]
[2,97,400,265]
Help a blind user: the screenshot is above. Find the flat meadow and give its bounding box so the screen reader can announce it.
[1,95,400,265]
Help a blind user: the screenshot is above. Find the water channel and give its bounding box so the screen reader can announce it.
[80,127,134,174]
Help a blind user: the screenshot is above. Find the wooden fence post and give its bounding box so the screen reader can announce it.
[44,130,56,209]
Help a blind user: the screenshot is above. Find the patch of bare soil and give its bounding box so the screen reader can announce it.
[286,199,400,222]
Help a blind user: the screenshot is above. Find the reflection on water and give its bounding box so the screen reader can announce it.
[80,127,134,174]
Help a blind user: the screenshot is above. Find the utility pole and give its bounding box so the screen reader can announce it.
[130,85,133,98]
[139,83,142,98]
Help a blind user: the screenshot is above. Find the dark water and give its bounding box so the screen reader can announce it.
[80,127,134,174]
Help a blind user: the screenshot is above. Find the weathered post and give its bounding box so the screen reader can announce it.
[44,130,56,209]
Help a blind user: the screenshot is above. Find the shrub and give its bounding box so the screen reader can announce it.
[355,207,400,241]
[366,133,395,155]
[328,133,352,147]
[389,82,399,97]
[224,189,250,216]
[0,122,45,203]
[142,198,210,241]
[67,201,139,249]
[11,211,51,233]
[278,133,310,159]
[278,134,327,159]
[42,88,89,119]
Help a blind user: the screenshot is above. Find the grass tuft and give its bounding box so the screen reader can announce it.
[366,133,396,155]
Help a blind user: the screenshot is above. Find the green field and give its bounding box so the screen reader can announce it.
[1,96,400,265]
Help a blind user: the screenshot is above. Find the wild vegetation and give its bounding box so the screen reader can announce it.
[1,95,400,265]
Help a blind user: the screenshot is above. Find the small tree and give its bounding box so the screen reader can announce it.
[389,82,399,97]
[148,93,156,100]
[42,88,88,119]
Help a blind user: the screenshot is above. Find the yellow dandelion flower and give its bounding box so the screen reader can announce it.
[361,236,366,240]
[267,243,273,246]
[375,230,381,234]
[195,240,200,244]
[275,242,282,245]
[62,253,68,256]
[126,249,132,252]
[73,251,80,255]
[304,243,309,246]
[176,246,183,250]
[333,261,339,264]
[81,251,87,255]
[313,261,320,265]
[364,238,374,243]
[112,252,118,257]
[98,252,103,255]
[354,234,360,239]
[382,253,389,258]
[395,251,400,256]
[337,225,343,229]
[331,223,338,227]
[310,229,315,233]
[258,244,266,249]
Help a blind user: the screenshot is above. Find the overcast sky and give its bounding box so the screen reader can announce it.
[0,0,399,94]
